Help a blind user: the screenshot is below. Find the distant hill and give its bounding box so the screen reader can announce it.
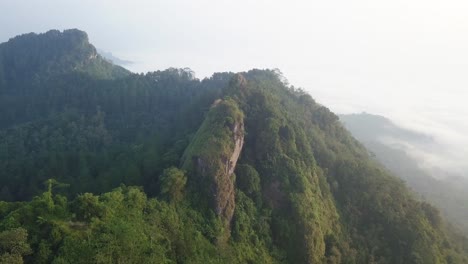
[338,112,432,143]
[340,113,468,235]
[0,29,466,263]
[0,29,129,87]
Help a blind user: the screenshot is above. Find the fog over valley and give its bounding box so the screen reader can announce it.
[318,87,468,179]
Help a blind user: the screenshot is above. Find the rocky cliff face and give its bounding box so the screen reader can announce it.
[215,119,244,222]
[226,121,244,176]
[182,98,245,235]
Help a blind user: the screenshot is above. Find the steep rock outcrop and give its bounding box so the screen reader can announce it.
[182,98,244,232]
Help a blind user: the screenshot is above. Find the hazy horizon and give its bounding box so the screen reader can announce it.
[1,0,467,178]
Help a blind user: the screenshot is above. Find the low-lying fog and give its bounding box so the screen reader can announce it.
[312,86,468,179]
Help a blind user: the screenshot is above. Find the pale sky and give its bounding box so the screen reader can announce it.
[1,0,467,175]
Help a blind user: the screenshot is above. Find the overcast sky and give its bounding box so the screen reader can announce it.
[1,0,467,176]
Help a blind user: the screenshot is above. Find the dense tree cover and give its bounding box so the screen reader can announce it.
[0,29,129,87]
[0,30,467,263]
[0,61,230,200]
[0,186,220,263]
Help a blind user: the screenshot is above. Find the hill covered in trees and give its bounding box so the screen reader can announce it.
[0,29,466,264]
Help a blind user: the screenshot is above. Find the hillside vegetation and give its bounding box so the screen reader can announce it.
[0,29,466,264]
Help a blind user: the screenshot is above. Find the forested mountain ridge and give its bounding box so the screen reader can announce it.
[0,29,129,87]
[0,29,467,263]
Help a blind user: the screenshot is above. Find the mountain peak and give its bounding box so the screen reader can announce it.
[8,28,87,42]
[6,28,92,56]
[0,29,129,86]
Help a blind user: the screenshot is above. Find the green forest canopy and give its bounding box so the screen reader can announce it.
[0,29,466,264]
